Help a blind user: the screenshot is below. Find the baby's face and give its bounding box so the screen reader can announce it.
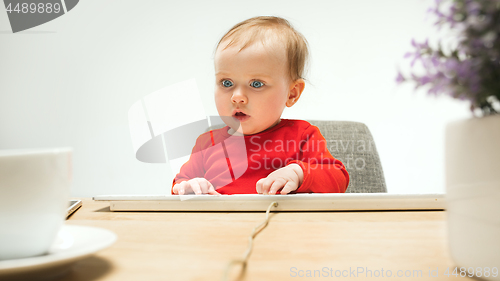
[214,41,293,135]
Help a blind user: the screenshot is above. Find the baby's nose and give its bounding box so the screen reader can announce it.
[231,90,247,104]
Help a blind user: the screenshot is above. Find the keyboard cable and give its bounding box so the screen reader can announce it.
[222,201,279,281]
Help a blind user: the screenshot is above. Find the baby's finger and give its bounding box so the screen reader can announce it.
[197,179,211,194]
[256,178,266,194]
[280,181,298,195]
[207,182,220,195]
[260,178,275,194]
[179,181,188,195]
[268,179,285,195]
[259,178,273,194]
[190,179,202,195]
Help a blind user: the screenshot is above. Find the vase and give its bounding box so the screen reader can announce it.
[446,114,500,281]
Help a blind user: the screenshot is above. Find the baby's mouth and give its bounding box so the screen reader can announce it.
[232,111,250,122]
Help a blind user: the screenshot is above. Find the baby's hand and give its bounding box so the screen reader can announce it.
[173,178,220,195]
[256,164,304,195]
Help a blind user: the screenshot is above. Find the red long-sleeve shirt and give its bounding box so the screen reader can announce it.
[172,119,349,194]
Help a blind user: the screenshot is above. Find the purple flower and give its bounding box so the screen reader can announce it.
[397,0,500,116]
[395,71,406,84]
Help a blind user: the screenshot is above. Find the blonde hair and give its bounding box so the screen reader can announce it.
[216,16,309,82]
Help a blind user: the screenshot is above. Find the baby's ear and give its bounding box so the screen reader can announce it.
[286,79,305,107]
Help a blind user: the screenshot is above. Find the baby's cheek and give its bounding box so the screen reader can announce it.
[214,100,229,115]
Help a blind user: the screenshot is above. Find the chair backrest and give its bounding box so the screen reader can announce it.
[306,120,387,193]
[207,120,387,193]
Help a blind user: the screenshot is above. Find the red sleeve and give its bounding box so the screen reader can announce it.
[286,124,349,193]
[171,134,209,194]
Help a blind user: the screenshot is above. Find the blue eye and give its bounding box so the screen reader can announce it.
[251,81,264,88]
[222,80,233,87]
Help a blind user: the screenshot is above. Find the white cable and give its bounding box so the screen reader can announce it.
[222,201,279,281]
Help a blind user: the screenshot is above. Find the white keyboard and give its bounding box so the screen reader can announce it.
[93,193,446,212]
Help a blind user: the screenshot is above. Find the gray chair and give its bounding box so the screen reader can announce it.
[208,120,387,193]
[307,120,386,193]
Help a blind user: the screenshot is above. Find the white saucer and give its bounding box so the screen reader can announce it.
[0,225,117,280]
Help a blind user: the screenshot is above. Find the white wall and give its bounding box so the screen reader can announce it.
[0,0,470,196]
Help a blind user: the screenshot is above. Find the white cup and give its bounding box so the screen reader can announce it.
[0,148,72,260]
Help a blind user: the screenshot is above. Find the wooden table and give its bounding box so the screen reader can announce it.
[58,199,470,281]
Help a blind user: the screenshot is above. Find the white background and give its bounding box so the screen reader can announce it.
[0,0,470,197]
